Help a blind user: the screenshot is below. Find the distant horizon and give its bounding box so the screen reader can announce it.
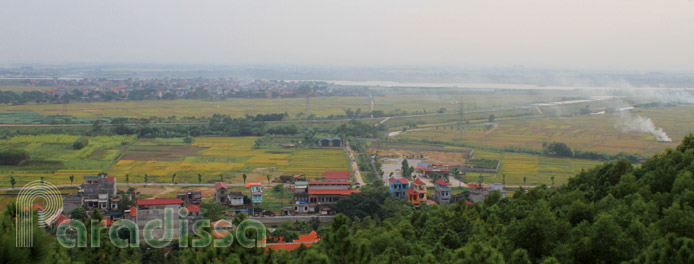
[2,0,693,72]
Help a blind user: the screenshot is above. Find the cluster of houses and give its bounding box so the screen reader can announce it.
[14,77,369,102]
[61,171,359,226]
[282,171,359,216]
[388,175,507,206]
[389,177,451,206]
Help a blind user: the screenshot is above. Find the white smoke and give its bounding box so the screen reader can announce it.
[616,111,672,142]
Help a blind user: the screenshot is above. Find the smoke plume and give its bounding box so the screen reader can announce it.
[616,111,672,142]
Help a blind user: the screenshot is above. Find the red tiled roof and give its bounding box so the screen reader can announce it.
[106,177,115,181]
[215,182,228,190]
[465,201,473,205]
[308,189,359,195]
[101,219,114,226]
[186,204,201,213]
[210,220,232,238]
[309,181,350,185]
[467,183,481,189]
[414,178,425,185]
[426,200,437,205]
[136,198,182,206]
[266,242,315,251]
[389,178,409,184]
[55,214,68,226]
[405,189,419,195]
[322,171,350,176]
[435,179,450,186]
[246,182,262,187]
[130,206,137,217]
[33,204,44,211]
[324,175,349,180]
[295,231,320,243]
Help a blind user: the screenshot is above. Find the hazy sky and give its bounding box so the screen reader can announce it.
[1,0,693,71]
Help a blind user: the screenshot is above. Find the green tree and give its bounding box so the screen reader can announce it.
[323,214,370,264]
[509,249,532,264]
[171,173,176,183]
[10,176,15,189]
[200,199,227,221]
[676,132,694,152]
[72,136,89,150]
[198,173,202,184]
[0,201,51,264]
[91,120,104,135]
[70,207,87,221]
[243,174,247,184]
[69,175,74,185]
[488,114,495,123]
[125,174,129,185]
[144,174,148,185]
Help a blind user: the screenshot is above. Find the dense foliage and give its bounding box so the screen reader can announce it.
[0,149,30,165]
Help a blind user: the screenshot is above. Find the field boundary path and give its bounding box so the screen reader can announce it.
[345,141,365,186]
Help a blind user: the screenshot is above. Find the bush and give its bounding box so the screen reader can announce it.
[18,159,65,169]
[0,150,30,165]
[72,136,89,150]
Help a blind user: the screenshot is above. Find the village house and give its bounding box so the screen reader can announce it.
[389,178,409,200]
[78,173,119,212]
[247,182,263,205]
[308,180,351,190]
[134,198,185,239]
[318,136,342,147]
[434,179,451,205]
[177,190,202,205]
[407,178,428,205]
[468,183,507,203]
[215,182,230,205]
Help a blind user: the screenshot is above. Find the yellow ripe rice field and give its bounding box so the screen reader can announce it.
[108,136,350,184]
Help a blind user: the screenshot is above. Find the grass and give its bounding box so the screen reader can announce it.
[0,135,135,187]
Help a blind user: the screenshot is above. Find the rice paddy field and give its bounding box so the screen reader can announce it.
[396,105,694,156]
[0,135,349,188]
[108,136,350,184]
[0,134,136,187]
[0,89,585,121]
[469,149,602,186]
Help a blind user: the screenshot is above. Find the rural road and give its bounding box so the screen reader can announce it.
[0,182,282,192]
[345,141,365,186]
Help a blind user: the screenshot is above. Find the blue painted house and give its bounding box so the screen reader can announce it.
[389,178,410,200]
